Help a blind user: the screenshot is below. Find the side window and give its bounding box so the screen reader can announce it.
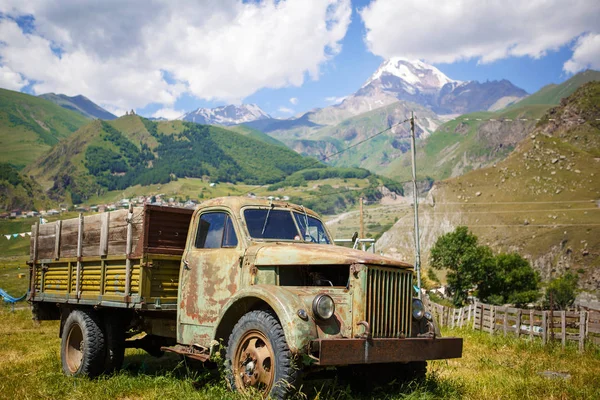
[195,212,238,249]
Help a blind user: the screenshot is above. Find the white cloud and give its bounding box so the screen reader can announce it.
[325,95,346,104]
[360,0,600,64]
[564,33,600,74]
[152,107,185,120]
[278,106,294,114]
[0,0,351,110]
[0,65,29,90]
[289,97,298,105]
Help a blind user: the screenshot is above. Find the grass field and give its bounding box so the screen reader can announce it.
[0,306,598,400]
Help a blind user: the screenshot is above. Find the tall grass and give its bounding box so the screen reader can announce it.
[0,309,598,400]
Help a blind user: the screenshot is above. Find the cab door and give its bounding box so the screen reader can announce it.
[178,209,242,347]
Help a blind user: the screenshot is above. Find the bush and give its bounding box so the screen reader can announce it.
[430,227,540,307]
[544,272,579,310]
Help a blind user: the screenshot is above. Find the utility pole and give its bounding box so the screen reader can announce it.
[410,112,422,298]
[359,197,364,239]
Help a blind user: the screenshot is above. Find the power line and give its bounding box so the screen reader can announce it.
[424,208,599,215]
[392,223,600,228]
[427,200,597,205]
[241,118,411,195]
[454,117,600,123]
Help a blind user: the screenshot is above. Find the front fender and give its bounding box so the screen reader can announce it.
[214,285,317,353]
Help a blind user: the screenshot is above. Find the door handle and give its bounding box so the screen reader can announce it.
[183,259,190,270]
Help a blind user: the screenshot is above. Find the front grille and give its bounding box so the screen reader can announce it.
[366,266,412,338]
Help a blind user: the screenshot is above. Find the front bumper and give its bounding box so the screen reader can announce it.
[310,337,463,366]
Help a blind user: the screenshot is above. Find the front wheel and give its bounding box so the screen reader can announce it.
[226,310,298,399]
[60,309,106,377]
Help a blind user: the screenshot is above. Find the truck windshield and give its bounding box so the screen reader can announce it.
[244,209,331,244]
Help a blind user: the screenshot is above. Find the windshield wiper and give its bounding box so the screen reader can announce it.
[261,203,274,236]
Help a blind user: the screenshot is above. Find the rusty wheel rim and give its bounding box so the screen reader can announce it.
[233,329,275,395]
[65,323,84,373]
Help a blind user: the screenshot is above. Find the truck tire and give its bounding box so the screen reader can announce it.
[60,309,106,377]
[226,310,298,399]
[103,317,126,373]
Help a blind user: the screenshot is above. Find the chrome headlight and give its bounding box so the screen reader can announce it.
[312,294,335,320]
[412,298,425,320]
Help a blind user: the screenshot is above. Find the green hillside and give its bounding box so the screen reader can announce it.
[26,116,319,203]
[0,163,53,211]
[227,124,289,147]
[379,81,600,292]
[0,89,90,168]
[510,70,600,107]
[383,71,599,183]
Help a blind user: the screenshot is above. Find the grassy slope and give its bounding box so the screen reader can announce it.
[0,308,598,400]
[383,70,600,183]
[227,124,289,148]
[0,89,89,168]
[510,70,600,107]
[379,82,600,292]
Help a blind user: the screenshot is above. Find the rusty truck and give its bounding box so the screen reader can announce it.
[28,197,462,398]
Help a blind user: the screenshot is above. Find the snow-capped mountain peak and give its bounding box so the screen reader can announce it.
[179,104,270,126]
[362,57,460,90]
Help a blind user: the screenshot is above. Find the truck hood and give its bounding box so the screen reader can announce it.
[250,242,412,269]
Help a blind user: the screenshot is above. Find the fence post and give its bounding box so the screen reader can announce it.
[542,311,547,344]
[480,303,484,331]
[579,311,586,352]
[440,306,445,327]
[473,302,478,330]
[459,307,464,328]
[489,305,495,334]
[503,309,508,336]
[467,304,472,324]
[516,309,522,338]
[530,309,534,340]
[451,308,456,329]
[561,311,566,349]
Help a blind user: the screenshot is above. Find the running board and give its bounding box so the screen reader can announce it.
[161,344,210,362]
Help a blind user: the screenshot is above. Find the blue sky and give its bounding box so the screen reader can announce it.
[0,0,598,118]
[139,3,581,118]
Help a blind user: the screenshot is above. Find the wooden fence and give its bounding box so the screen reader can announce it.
[423,297,600,352]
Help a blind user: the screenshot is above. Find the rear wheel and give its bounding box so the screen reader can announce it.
[61,309,106,377]
[226,310,298,399]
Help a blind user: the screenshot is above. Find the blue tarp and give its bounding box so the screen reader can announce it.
[0,288,27,303]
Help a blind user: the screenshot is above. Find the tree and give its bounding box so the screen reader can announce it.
[429,226,494,306]
[545,272,579,310]
[477,252,540,306]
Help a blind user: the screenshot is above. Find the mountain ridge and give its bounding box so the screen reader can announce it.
[38,93,117,120]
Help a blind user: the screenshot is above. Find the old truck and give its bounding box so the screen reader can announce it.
[28,197,462,398]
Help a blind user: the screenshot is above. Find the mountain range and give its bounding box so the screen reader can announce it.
[355,57,528,114]
[179,104,270,125]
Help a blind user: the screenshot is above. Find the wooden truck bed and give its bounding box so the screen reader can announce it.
[29,205,194,310]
